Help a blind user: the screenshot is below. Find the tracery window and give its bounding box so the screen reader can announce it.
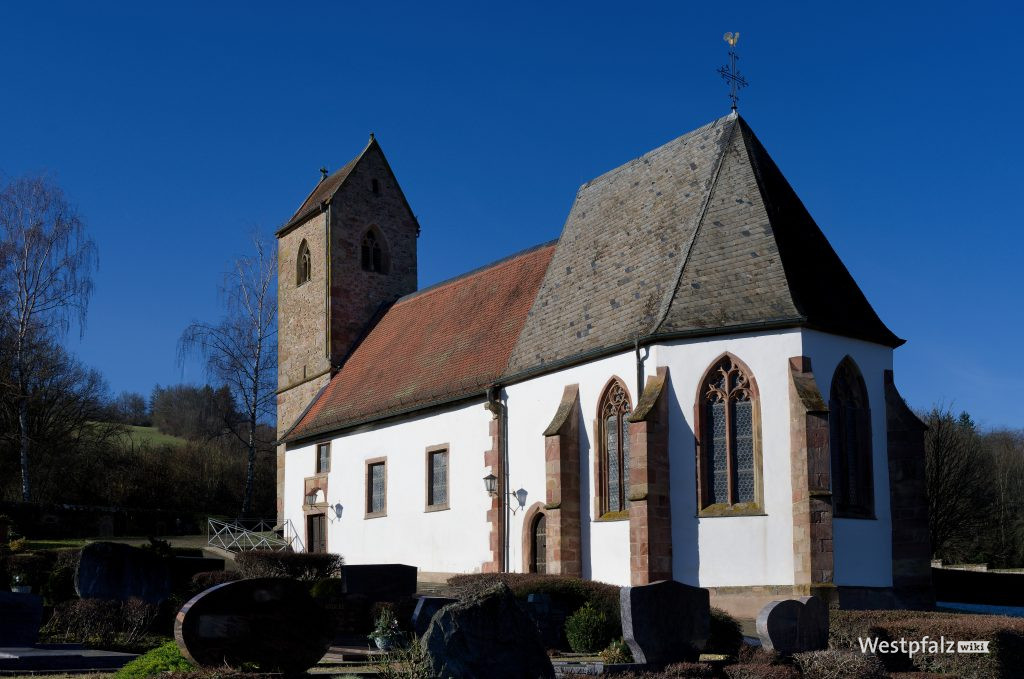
[830,357,874,518]
[697,355,762,512]
[599,378,632,515]
[361,229,385,273]
[297,239,311,285]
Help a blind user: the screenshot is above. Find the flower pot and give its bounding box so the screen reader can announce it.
[372,634,397,651]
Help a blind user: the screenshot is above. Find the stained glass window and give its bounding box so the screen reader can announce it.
[368,462,386,514]
[599,379,632,515]
[429,450,448,506]
[700,356,759,509]
[830,357,873,517]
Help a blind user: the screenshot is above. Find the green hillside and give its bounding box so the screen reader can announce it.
[126,425,188,447]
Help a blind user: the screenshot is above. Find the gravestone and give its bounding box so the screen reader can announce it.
[755,596,829,656]
[525,593,569,650]
[75,542,171,604]
[422,583,554,679]
[412,596,456,638]
[0,592,43,645]
[174,577,331,674]
[620,580,710,665]
[341,563,417,601]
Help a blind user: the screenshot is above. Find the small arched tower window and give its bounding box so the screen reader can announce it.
[598,377,632,515]
[296,239,311,285]
[830,357,874,517]
[360,229,386,273]
[696,354,762,512]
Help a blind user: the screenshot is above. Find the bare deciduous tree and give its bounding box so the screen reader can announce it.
[0,175,98,501]
[179,236,277,516]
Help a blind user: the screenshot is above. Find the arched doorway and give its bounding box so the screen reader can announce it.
[531,513,547,574]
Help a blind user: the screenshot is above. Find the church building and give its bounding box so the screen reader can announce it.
[275,112,932,617]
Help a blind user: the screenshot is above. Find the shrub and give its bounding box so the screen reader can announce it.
[705,607,744,657]
[7,551,48,588]
[794,649,887,679]
[736,644,782,666]
[605,662,715,678]
[599,637,633,664]
[41,597,158,649]
[310,576,345,601]
[40,565,77,605]
[115,640,195,678]
[235,549,342,580]
[830,609,1024,678]
[189,569,240,594]
[371,597,417,633]
[724,663,799,679]
[8,537,27,553]
[373,633,433,679]
[565,602,616,653]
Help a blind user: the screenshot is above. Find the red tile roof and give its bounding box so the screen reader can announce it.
[286,242,557,441]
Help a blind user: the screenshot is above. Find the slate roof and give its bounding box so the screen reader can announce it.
[284,113,901,441]
[506,112,901,375]
[286,242,557,442]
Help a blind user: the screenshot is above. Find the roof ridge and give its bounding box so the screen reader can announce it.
[276,136,378,235]
[651,115,739,334]
[395,239,558,305]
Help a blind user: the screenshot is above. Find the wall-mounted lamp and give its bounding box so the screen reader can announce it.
[482,473,498,497]
[331,502,343,519]
[510,488,528,514]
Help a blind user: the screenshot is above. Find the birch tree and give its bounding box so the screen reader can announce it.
[179,235,277,516]
[0,175,98,501]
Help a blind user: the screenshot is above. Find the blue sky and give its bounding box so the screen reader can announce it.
[2,2,1021,428]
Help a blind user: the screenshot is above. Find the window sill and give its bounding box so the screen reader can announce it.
[595,510,629,522]
[698,502,765,518]
[364,511,387,519]
[424,504,450,513]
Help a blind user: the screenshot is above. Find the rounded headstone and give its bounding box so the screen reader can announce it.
[755,595,829,656]
[174,577,332,674]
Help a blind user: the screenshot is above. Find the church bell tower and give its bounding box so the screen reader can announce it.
[274,136,419,523]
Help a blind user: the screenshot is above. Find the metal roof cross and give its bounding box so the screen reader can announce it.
[717,32,748,112]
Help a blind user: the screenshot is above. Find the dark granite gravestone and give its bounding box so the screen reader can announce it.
[525,593,570,650]
[75,542,171,604]
[620,580,710,665]
[0,592,43,645]
[174,577,331,674]
[411,596,456,638]
[422,583,554,679]
[341,564,417,601]
[755,596,829,656]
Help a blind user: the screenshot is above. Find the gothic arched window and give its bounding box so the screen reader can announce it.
[296,239,311,285]
[696,354,762,512]
[598,377,632,515]
[830,357,874,517]
[361,229,385,273]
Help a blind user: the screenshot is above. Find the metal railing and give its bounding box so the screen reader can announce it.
[207,517,293,552]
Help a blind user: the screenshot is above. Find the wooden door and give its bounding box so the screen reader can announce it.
[531,514,547,574]
[307,513,326,553]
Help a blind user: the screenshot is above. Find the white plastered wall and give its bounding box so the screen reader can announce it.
[283,401,494,572]
[800,329,894,588]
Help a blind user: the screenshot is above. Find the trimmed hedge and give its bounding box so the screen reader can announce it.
[793,649,886,679]
[565,602,616,652]
[706,608,744,657]
[189,569,241,594]
[599,662,715,678]
[41,597,159,649]
[830,609,1024,679]
[235,550,342,581]
[447,572,619,618]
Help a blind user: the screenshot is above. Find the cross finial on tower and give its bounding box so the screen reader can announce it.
[320,166,328,182]
[717,32,748,112]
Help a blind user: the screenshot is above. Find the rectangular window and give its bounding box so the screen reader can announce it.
[316,443,331,474]
[426,447,449,510]
[366,458,387,517]
[306,513,326,553]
